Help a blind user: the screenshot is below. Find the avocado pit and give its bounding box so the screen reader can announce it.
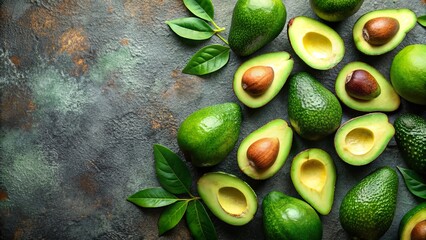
[362,17,400,46]
[247,137,280,169]
[345,127,375,155]
[300,159,326,192]
[411,220,426,240]
[241,66,274,96]
[218,187,248,217]
[345,69,381,100]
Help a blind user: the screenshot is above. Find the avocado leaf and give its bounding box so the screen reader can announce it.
[183,0,214,22]
[158,200,189,235]
[397,166,426,199]
[418,15,426,27]
[183,44,230,75]
[186,200,217,240]
[127,187,178,208]
[166,17,215,40]
[154,144,192,195]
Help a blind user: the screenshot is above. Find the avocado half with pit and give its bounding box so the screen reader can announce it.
[335,61,400,112]
[287,16,345,70]
[353,8,417,55]
[290,148,336,215]
[197,171,257,226]
[334,113,395,166]
[233,52,294,108]
[399,202,426,240]
[237,119,293,180]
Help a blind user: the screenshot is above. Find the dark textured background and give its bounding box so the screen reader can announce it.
[0,0,425,239]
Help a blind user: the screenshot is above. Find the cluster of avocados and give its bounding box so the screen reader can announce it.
[173,0,425,239]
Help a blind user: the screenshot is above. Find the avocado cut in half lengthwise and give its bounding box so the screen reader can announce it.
[399,202,426,240]
[233,52,294,108]
[290,148,336,215]
[353,8,417,55]
[334,113,394,166]
[197,172,257,226]
[335,61,400,112]
[238,119,293,180]
[287,16,345,70]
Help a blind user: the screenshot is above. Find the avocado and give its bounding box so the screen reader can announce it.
[288,72,343,141]
[287,16,345,70]
[394,113,426,175]
[197,171,257,226]
[263,191,322,240]
[339,166,398,240]
[399,202,426,240]
[353,8,417,55]
[334,113,395,166]
[237,119,293,180]
[335,61,400,112]
[177,103,242,167]
[290,148,336,215]
[310,0,364,22]
[228,0,286,56]
[233,52,294,108]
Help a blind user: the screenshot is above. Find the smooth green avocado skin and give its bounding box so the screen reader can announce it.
[394,113,426,175]
[288,72,342,141]
[339,167,398,240]
[228,0,286,56]
[399,202,426,240]
[310,0,364,22]
[262,191,322,240]
[177,103,242,167]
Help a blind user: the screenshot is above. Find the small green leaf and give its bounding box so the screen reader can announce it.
[154,144,192,195]
[127,188,178,208]
[418,15,426,27]
[183,44,230,75]
[166,17,215,40]
[186,200,217,240]
[397,166,426,199]
[158,201,189,235]
[183,0,214,22]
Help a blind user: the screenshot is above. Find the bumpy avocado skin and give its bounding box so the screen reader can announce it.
[310,0,364,22]
[228,0,286,56]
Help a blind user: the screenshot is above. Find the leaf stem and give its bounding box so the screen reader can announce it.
[215,33,229,45]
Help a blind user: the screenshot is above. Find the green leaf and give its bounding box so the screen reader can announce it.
[186,200,217,240]
[166,17,215,40]
[418,15,426,27]
[127,187,178,208]
[158,200,189,235]
[154,144,192,195]
[183,0,214,22]
[183,44,230,75]
[397,166,426,199]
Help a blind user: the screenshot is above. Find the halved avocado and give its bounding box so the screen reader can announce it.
[353,9,417,55]
[290,148,336,215]
[197,172,257,226]
[335,61,400,112]
[287,16,345,70]
[237,119,293,180]
[334,113,395,166]
[399,202,426,240]
[233,52,294,108]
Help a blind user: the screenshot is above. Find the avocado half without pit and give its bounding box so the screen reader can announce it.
[237,119,293,180]
[334,112,395,166]
[353,8,417,55]
[335,61,400,112]
[233,52,294,108]
[197,172,257,226]
[287,16,345,70]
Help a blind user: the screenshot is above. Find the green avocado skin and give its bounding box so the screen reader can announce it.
[394,113,426,175]
[288,72,342,141]
[339,167,399,240]
[262,191,322,240]
[228,0,286,56]
[310,0,364,22]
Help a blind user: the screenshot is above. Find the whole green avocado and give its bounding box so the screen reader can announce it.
[228,0,286,56]
[310,0,364,22]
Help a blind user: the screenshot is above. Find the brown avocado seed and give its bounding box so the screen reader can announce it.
[411,220,426,240]
[362,17,400,46]
[345,69,381,100]
[241,66,274,96]
[246,137,280,169]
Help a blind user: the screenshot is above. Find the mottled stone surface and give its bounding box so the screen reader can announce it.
[0,0,425,239]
